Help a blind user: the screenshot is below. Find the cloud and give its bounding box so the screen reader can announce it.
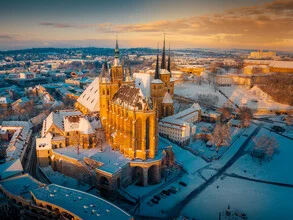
[0,34,15,39]
[39,22,76,28]
[94,0,293,47]
[36,1,293,49]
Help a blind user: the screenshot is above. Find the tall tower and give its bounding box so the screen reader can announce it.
[167,45,174,97]
[99,60,110,132]
[160,35,171,96]
[113,36,120,67]
[151,52,164,119]
[167,45,171,73]
[161,33,166,70]
[110,38,124,90]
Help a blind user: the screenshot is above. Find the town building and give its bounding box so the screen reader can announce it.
[159,103,201,146]
[0,121,33,179]
[0,174,132,219]
[248,50,278,59]
[178,65,206,75]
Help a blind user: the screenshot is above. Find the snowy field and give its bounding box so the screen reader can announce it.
[175,82,291,111]
[181,176,293,220]
[227,128,293,185]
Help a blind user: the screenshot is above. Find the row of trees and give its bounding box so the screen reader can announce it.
[260,73,293,105]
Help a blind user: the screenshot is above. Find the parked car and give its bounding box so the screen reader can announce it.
[179,181,187,187]
[162,190,171,196]
[154,195,161,200]
[169,188,177,194]
[159,192,167,199]
[171,186,180,192]
[271,125,285,133]
[151,198,159,204]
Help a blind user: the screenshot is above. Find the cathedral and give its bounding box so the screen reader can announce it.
[97,36,174,161]
[56,36,176,188]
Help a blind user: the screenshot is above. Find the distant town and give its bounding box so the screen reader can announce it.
[0,37,293,220]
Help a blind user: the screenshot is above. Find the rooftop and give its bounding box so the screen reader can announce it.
[76,77,100,113]
[0,174,44,200]
[31,184,132,220]
[112,84,149,111]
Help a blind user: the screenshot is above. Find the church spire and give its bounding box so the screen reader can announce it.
[114,36,120,66]
[101,59,108,78]
[161,33,166,69]
[154,43,160,79]
[115,35,119,58]
[167,44,171,73]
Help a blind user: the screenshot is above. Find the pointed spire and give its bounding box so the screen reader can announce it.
[167,44,171,73]
[114,35,119,58]
[161,33,166,69]
[127,60,132,77]
[154,44,160,79]
[101,59,108,77]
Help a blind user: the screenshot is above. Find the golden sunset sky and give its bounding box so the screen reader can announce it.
[0,0,292,51]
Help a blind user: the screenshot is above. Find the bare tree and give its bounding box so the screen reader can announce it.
[238,106,253,127]
[197,94,219,107]
[211,123,231,151]
[220,103,233,122]
[251,135,279,165]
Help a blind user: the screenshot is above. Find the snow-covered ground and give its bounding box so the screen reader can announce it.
[189,126,245,160]
[160,138,208,174]
[227,128,293,185]
[129,138,208,218]
[181,176,293,220]
[175,82,292,111]
[210,124,258,170]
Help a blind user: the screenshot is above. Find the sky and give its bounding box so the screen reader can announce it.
[0,0,293,51]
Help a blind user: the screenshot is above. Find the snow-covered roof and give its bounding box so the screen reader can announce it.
[244,60,293,69]
[53,145,130,175]
[162,92,173,104]
[133,73,151,98]
[0,174,44,200]
[174,103,201,120]
[151,79,163,84]
[76,77,100,112]
[159,116,189,129]
[0,97,13,104]
[64,115,98,134]
[0,159,23,180]
[1,121,33,129]
[1,122,32,162]
[29,113,47,126]
[31,184,132,220]
[42,110,82,137]
[112,84,149,111]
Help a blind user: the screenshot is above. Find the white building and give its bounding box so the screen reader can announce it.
[159,103,201,146]
[0,121,33,179]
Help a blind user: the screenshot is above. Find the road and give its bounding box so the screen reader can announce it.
[166,125,262,219]
[26,131,51,184]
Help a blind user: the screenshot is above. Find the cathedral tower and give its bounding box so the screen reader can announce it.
[151,52,164,118]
